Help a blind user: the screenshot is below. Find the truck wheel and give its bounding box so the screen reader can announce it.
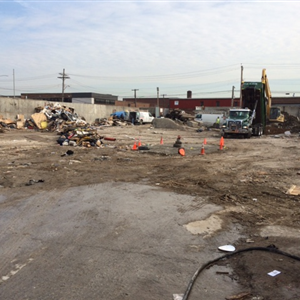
[258,127,263,136]
[139,120,143,125]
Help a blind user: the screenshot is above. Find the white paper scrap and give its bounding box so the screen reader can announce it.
[173,294,183,300]
[268,270,281,277]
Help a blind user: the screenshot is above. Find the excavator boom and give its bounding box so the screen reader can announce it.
[261,68,284,123]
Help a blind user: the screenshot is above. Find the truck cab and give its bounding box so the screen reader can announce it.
[222,81,266,138]
[221,108,253,138]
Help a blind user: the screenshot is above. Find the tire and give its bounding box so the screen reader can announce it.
[258,127,262,136]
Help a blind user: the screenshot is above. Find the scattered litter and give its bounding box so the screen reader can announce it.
[68,160,82,164]
[216,271,229,275]
[284,131,291,137]
[218,245,236,252]
[138,146,150,151]
[25,179,45,186]
[61,150,74,157]
[286,185,300,195]
[253,198,258,201]
[246,239,254,243]
[173,294,183,300]
[268,270,281,277]
[225,292,251,300]
[94,156,111,161]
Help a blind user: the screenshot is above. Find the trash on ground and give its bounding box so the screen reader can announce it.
[172,294,183,300]
[286,185,300,195]
[218,245,236,252]
[61,150,74,157]
[225,292,251,300]
[25,179,45,186]
[268,270,281,277]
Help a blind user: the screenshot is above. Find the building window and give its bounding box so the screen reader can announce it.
[174,101,179,106]
[233,101,238,106]
[216,101,220,107]
[200,101,204,106]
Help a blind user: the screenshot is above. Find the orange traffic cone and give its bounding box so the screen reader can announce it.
[138,139,142,147]
[220,136,224,146]
[203,138,207,145]
[219,136,224,150]
[178,148,185,156]
[200,144,205,155]
[132,141,137,151]
[160,136,163,145]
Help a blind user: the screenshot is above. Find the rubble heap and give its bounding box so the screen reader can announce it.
[165,109,195,124]
[282,112,300,133]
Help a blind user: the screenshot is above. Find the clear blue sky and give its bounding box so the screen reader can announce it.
[0,0,300,99]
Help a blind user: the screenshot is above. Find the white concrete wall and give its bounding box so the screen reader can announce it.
[278,105,300,118]
[0,97,125,123]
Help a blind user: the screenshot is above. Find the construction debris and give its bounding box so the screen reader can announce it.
[165,109,195,124]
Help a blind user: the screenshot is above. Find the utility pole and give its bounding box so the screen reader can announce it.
[156,87,159,107]
[13,69,15,99]
[239,64,243,107]
[58,69,70,102]
[132,89,139,107]
[231,86,235,107]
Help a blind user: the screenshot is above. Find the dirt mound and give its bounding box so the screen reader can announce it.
[266,112,300,134]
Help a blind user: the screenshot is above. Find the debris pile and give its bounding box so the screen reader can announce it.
[0,114,25,131]
[57,128,106,148]
[165,109,195,124]
[266,112,300,134]
[33,103,87,131]
[282,112,300,133]
[93,117,128,127]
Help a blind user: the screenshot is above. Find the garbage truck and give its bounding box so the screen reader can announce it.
[221,81,267,138]
[221,69,283,138]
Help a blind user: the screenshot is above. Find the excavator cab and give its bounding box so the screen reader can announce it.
[270,107,285,122]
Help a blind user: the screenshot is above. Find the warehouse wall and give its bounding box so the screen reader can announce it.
[0,97,125,123]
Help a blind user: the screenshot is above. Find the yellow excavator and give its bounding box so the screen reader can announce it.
[261,69,285,123]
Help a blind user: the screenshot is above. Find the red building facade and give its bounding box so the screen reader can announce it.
[169,98,234,110]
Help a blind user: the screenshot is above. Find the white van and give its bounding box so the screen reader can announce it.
[136,112,154,124]
[195,113,225,126]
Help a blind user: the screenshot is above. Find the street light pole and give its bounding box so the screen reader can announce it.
[132,89,139,107]
[231,86,235,107]
[13,69,15,99]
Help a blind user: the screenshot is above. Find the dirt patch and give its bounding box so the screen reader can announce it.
[0,125,300,299]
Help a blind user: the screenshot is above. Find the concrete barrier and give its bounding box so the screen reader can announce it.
[0,97,129,123]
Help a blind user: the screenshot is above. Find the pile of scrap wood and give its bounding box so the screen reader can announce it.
[31,103,87,131]
[0,114,26,131]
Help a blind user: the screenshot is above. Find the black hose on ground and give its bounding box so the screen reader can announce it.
[182,246,300,300]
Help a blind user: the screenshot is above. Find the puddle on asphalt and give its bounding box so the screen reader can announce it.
[184,215,223,238]
[183,206,243,238]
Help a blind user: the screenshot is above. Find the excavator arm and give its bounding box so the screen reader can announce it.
[261,68,284,122]
[261,68,271,119]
